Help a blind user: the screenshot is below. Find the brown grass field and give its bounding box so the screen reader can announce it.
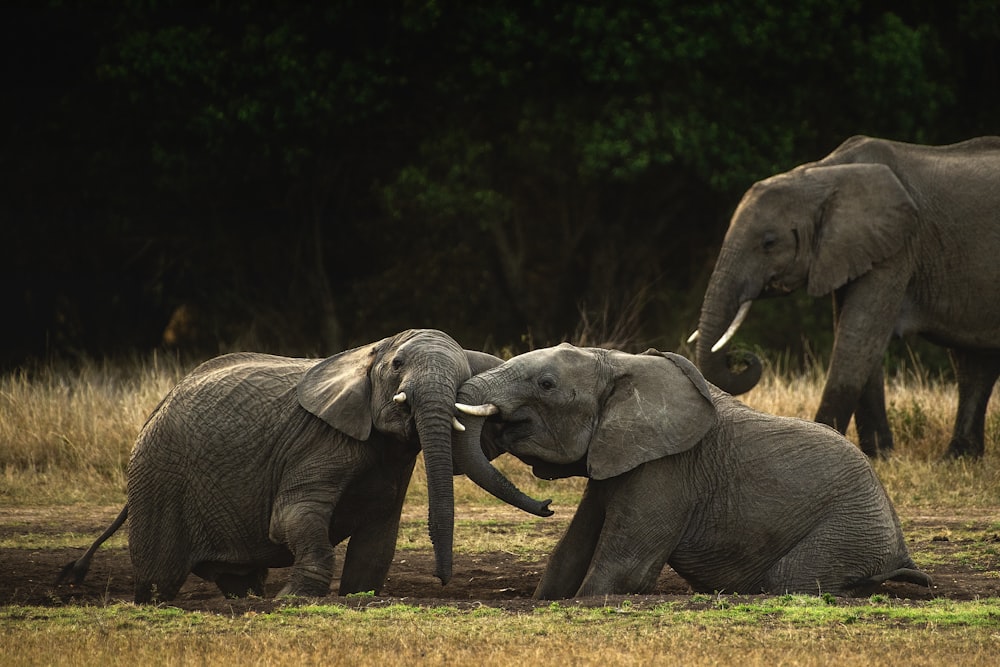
[1,353,999,665]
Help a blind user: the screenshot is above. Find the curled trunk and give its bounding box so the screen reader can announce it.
[695,268,763,395]
[452,384,553,519]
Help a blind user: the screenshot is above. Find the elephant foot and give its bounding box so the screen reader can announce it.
[276,581,331,598]
[277,565,332,598]
[859,440,893,460]
[215,569,268,598]
[858,431,893,460]
[942,438,984,461]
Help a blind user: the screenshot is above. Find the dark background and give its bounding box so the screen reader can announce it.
[3,1,997,370]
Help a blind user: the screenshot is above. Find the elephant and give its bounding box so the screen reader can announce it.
[58,329,551,602]
[453,343,931,599]
[690,135,1000,459]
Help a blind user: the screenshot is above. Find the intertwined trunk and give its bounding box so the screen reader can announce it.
[452,379,553,518]
[414,371,552,587]
[412,378,462,586]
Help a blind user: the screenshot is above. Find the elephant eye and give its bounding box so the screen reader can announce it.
[762,231,778,251]
[538,376,556,391]
[391,357,405,371]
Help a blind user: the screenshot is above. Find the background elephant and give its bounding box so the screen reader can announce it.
[691,135,1000,459]
[59,329,550,602]
[454,343,931,599]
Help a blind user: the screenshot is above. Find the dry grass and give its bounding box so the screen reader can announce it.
[2,352,999,510]
[0,353,186,506]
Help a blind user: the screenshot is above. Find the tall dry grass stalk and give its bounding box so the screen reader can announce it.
[0,353,188,505]
[1,351,997,509]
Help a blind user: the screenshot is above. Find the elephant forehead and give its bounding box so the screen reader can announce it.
[509,345,592,374]
[742,175,815,212]
[402,328,450,341]
[395,331,461,356]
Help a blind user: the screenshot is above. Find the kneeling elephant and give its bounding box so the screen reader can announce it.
[455,344,931,599]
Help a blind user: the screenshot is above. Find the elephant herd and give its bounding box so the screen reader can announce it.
[61,136,1000,602]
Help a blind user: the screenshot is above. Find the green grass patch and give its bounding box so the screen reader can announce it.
[3,599,1000,667]
[0,531,127,550]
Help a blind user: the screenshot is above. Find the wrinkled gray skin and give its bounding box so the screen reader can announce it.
[694,135,1000,459]
[58,329,550,603]
[455,344,931,599]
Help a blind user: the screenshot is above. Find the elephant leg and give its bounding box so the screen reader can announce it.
[575,523,673,598]
[192,561,270,598]
[816,279,902,436]
[854,364,894,459]
[133,570,187,603]
[215,569,268,598]
[338,515,402,595]
[533,484,605,600]
[129,506,191,603]
[270,500,337,598]
[337,461,415,595]
[571,475,682,599]
[943,349,1000,460]
[762,529,851,595]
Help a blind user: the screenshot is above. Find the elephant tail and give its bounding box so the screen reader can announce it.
[56,504,128,586]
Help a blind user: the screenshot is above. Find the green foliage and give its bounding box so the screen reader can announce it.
[3,1,993,367]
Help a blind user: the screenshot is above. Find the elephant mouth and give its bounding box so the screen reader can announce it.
[484,410,535,450]
[759,284,786,298]
[761,276,802,297]
[379,400,417,441]
[520,455,588,480]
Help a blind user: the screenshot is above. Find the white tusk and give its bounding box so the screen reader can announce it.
[687,330,699,343]
[711,301,753,353]
[455,402,499,417]
[451,416,466,432]
[393,391,407,404]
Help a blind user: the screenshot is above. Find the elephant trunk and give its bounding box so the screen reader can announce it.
[412,380,464,586]
[695,260,763,395]
[453,381,553,518]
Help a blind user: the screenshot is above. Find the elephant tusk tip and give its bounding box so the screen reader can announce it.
[455,402,499,417]
[687,330,699,343]
[710,300,753,352]
[393,391,407,404]
[451,416,466,432]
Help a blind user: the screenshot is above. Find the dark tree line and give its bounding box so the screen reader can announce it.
[3,1,998,369]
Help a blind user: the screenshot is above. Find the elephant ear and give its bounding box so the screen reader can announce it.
[464,349,505,374]
[805,163,918,297]
[297,338,389,441]
[587,350,718,480]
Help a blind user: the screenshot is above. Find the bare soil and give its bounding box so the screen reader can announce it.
[2,506,998,614]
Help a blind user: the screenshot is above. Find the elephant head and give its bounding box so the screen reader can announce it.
[297,328,550,585]
[692,163,917,394]
[453,344,717,480]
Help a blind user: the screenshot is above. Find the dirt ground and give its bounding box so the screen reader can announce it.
[2,506,998,614]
